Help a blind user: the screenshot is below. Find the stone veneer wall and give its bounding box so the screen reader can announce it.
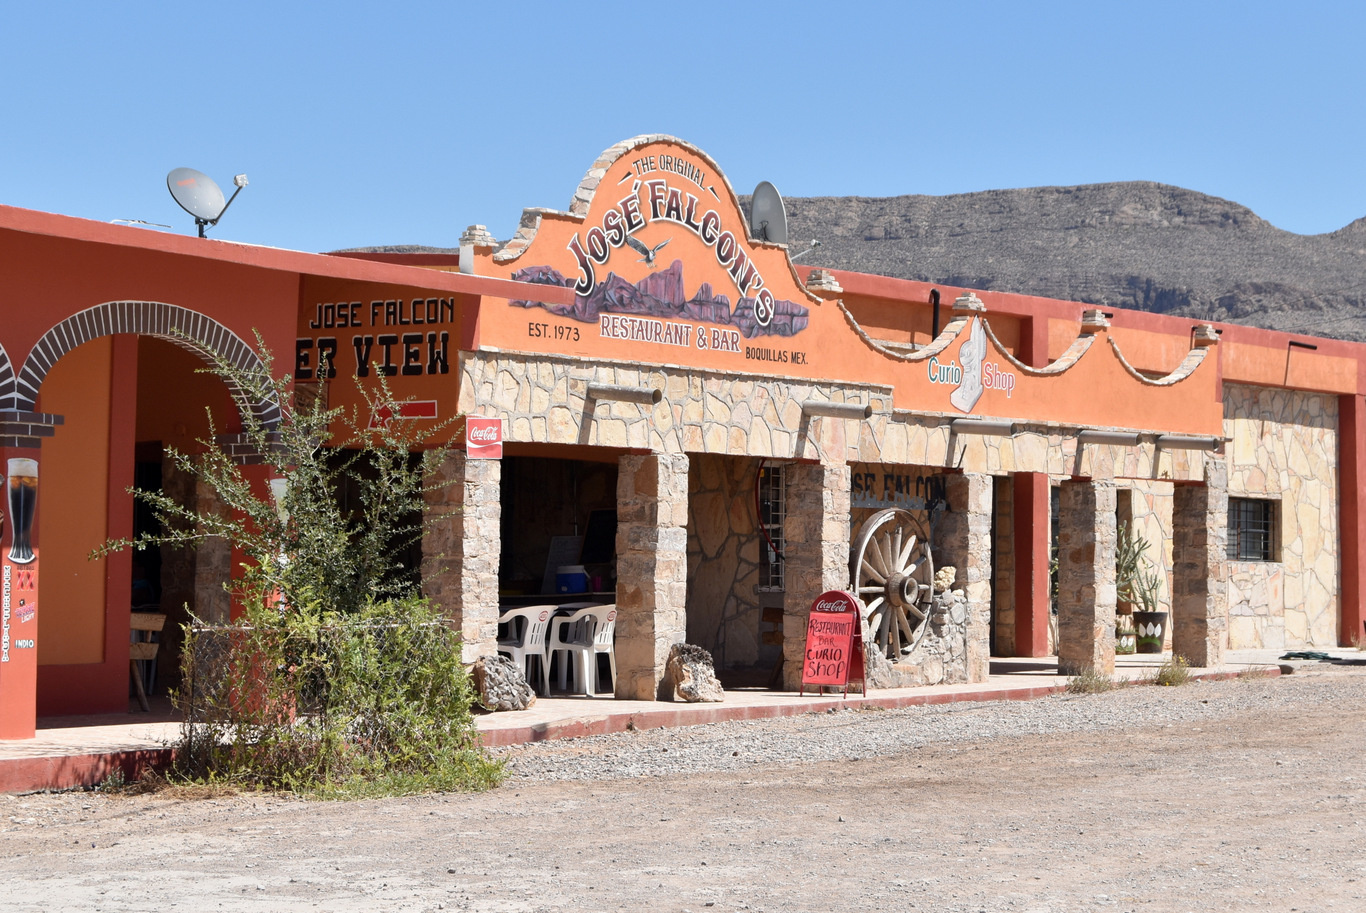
[1223,384,1338,649]
[453,349,1219,680]
[459,351,886,462]
[685,454,764,668]
[781,462,852,690]
[1125,482,1174,599]
[421,453,502,665]
[1057,479,1118,675]
[158,458,231,691]
[616,453,690,699]
[458,352,1210,482]
[1041,478,1176,655]
[941,473,994,682]
[844,461,985,684]
[863,589,974,688]
[1172,454,1228,667]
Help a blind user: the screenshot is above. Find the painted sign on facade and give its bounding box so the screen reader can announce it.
[297,298,455,382]
[294,278,480,429]
[477,137,822,373]
[926,317,1018,414]
[506,160,807,343]
[851,468,948,512]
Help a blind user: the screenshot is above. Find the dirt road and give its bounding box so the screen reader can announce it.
[2,666,1364,912]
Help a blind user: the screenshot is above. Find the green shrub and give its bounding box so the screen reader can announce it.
[1151,654,1191,687]
[178,595,502,796]
[100,335,502,797]
[1064,667,1115,694]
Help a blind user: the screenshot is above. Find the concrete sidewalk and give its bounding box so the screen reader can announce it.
[1,649,1352,794]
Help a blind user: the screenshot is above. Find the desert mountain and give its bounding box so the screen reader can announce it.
[773,182,1366,342]
[345,182,1366,341]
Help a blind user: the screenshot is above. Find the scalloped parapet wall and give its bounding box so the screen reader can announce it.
[465,135,1223,436]
[839,291,1217,387]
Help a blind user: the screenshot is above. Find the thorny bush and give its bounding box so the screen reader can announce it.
[98,335,503,796]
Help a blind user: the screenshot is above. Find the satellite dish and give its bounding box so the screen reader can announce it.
[749,180,788,245]
[167,167,249,237]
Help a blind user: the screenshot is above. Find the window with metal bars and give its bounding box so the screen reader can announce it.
[1227,497,1278,562]
[757,464,786,590]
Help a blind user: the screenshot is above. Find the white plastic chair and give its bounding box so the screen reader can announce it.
[497,605,554,695]
[546,604,617,696]
[545,605,595,694]
[580,604,617,697]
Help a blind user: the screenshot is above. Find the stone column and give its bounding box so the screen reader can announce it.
[937,472,994,682]
[190,471,233,624]
[615,452,690,700]
[782,461,851,690]
[156,456,231,697]
[422,452,501,665]
[1057,478,1117,676]
[1172,455,1228,667]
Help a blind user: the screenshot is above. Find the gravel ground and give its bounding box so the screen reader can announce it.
[497,670,1324,782]
[2,664,1364,912]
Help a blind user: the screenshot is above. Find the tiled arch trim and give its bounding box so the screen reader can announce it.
[8,301,282,426]
[0,344,15,411]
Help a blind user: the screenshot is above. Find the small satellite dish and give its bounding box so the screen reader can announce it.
[749,180,788,245]
[167,167,248,237]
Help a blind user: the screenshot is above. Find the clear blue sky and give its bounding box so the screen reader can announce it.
[4,1,1362,253]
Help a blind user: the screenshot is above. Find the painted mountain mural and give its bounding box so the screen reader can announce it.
[509,260,809,339]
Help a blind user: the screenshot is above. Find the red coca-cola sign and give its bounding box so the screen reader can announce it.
[812,592,858,613]
[800,589,866,695]
[457,416,503,459]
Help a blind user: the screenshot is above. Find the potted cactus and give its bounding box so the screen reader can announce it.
[1114,522,1151,654]
[1115,522,1147,615]
[1132,565,1168,653]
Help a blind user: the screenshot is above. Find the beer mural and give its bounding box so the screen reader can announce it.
[7,459,36,564]
[1,458,38,675]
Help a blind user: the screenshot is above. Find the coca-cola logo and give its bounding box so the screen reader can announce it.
[461,417,503,459]
[812,590,857,613]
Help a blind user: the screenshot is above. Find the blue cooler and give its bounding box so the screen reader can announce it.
[556,564,588,594]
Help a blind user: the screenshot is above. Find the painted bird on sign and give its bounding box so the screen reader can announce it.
[625,235,670,267]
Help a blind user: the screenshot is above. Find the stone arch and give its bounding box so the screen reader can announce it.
[7,301,281,426]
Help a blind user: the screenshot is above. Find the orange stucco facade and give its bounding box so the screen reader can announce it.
[0,133,1363,735]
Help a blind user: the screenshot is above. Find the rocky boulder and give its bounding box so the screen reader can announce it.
[473,654,537,712]
[666,644,725,703]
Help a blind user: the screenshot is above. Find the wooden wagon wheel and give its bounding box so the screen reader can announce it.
[851,508,935,659]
